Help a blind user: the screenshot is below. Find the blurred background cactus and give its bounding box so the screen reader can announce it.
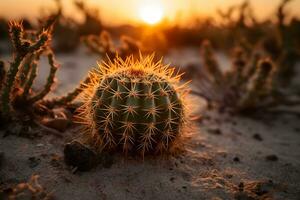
[82,30,142,60]
[191,40,300,114]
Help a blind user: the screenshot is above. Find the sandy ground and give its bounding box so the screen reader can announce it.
[1,49,300,199]
[1,101,300,200]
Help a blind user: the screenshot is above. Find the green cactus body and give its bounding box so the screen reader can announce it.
[79,55,187,155]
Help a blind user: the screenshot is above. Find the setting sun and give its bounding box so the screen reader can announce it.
[138,1,164,25]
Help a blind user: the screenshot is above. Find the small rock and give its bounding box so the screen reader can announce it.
[238,182,244,191]
[64,141,98,171]
[208,128,222,135]
[252,180,274,196]
[252,133,263,141]
[233,156,240,162]
[265,155,278,161]
[28,157,41,168]
[294,128,300,132]
[170,177,175,182]
[41,117,70,132]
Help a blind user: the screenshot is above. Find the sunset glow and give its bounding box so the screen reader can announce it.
[0,0,300,25]
[138,1,164,25]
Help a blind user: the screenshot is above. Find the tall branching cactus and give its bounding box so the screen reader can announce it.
[77,55,188,156]
[0,19,64,121]
[0,21,50,116]
[0,18,97,127]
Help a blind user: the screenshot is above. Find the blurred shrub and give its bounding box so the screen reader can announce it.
[82,30,142,60]
[191,40,300,114]
[74,0,103,36]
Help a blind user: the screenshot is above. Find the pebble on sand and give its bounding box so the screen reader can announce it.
[265,155,278,161]
[64,141,98,171]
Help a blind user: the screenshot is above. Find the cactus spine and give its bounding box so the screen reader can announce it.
[78,55,188,155]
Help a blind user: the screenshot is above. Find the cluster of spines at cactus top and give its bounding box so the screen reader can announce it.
[78,55,188,156]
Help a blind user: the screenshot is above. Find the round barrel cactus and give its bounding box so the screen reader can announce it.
[79,55,188,155]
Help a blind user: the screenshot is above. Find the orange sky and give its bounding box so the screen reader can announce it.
[0,0,299,25]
